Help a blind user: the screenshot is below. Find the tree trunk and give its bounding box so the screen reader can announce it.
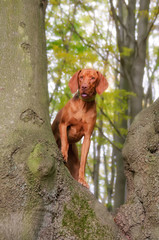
[113,70,127,210]
[104,152,115,212]
[0,1,117,239]
[93,119,102,199]
[113,142,126,211]
[0,0,53,239]
[129,0,150,120]
[110,0,151,210]
[115,98,159,239]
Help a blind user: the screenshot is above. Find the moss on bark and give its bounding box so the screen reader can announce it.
[27,143,55,178]
[62,193,114,240]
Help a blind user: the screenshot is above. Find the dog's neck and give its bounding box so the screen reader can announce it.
[77,91,96,102]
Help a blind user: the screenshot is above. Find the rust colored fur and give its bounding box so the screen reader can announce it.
[52,69,108,188]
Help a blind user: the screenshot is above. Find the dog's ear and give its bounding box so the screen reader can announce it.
[96,71,108,95]
[68,70,81,93]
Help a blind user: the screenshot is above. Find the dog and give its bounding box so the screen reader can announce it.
[52,69,108,188]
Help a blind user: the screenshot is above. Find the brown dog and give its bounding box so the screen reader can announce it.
[52,69,108,188]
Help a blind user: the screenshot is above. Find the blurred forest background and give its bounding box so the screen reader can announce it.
[45,0,159,212]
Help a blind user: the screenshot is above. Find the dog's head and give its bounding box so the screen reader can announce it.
[69,69,108,99]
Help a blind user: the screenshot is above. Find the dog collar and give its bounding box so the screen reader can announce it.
[78,91,96,102]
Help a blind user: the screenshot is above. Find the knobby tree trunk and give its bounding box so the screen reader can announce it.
[116,98,159,240]
[0,1,117,239]
[0,0,55,238]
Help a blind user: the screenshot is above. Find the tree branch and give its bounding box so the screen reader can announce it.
[69,21,107,62]
[96,124,122,152]
[99,107,125,141]
[145,1,159,41]
[109,0,123,51]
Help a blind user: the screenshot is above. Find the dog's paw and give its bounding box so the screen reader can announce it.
[78,178,89,189]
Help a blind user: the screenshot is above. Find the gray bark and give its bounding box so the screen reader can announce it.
[0,0,54,239]
[116,98,159,239]
[0,1,117,239]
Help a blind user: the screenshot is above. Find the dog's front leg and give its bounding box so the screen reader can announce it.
[59,122,69,162]
[78,135,91,188]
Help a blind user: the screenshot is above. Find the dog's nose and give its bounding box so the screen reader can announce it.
[81,84,87,90]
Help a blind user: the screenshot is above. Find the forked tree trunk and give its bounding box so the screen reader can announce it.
[0,1,117,239]
[1,1,158,239]
[110,0,151,211]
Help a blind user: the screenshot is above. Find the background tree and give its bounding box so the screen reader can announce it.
[109,0,159,209]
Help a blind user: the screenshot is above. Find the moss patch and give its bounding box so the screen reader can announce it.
[27,143,55,178]
[62,193,114,240]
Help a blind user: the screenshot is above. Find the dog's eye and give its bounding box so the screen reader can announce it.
[91,77,95,80]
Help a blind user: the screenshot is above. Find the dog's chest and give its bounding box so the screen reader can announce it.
[67,110,92,143]
[67,115,86,143]
[65,100,96,143]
